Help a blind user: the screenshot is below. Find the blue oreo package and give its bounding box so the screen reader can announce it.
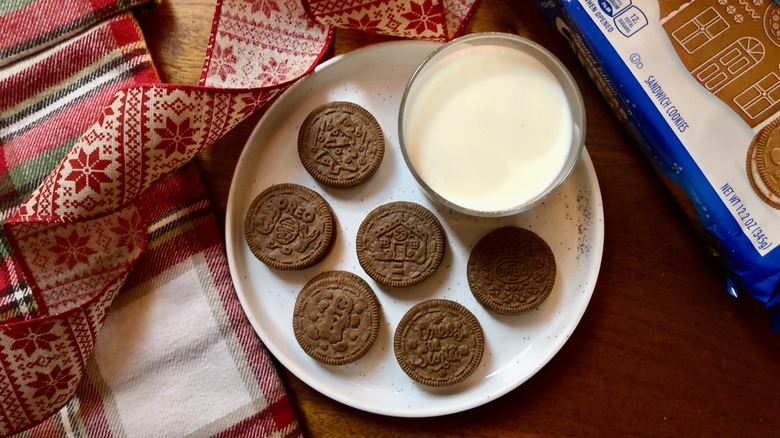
[532,0,780,327]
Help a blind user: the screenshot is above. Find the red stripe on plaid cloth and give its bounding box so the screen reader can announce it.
[212,397,301,438]
[130,164,302,437]
[0,256,30,323]
[71,362,113,438]
[28,417,59,438]
[0,13,155,110]
[4,90,129,169]
[0,0,152,67]
[203,209,301,437]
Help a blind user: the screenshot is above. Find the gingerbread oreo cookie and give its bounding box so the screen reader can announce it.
[293,270,381,365]
[394,299,484,387]
[467,226,556,315]
[244,183,335,270]
[298,101,385,188]
[747,116,780,210]
[356,201,445,287]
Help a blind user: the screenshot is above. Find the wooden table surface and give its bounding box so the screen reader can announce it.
[138,1,780,436]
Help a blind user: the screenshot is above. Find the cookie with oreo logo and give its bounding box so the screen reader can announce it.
[467,226,556,315]
[244,183,335,270]
[293,270,381,365]
[298,101,385,188]
[394,299,484,387]
[356,201,445,287]
[747,116,780,210]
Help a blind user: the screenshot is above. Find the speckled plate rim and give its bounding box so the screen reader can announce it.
[225,40,604,418]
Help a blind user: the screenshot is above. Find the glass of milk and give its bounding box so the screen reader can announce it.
[399,32,586,217]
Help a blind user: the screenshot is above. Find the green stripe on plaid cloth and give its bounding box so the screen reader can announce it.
[0,0,479,434]
[0,0,152,68]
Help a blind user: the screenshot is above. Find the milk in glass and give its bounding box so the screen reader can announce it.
[403,44,574,213]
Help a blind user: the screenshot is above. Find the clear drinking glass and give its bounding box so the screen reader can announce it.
[398,32,586,217]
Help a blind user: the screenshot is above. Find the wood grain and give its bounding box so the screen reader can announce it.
[137,1,780,436]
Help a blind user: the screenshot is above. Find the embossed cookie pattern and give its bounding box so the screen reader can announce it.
[298,101,385,188]
[394,299,484,387]
[356,201,445,287]
[293,270,381,365]
[467,226,556,315]
[244,183,335,270]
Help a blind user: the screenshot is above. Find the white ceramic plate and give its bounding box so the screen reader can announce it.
[225,40,604,417]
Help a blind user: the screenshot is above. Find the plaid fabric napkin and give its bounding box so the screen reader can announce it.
[0,0,478,435]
